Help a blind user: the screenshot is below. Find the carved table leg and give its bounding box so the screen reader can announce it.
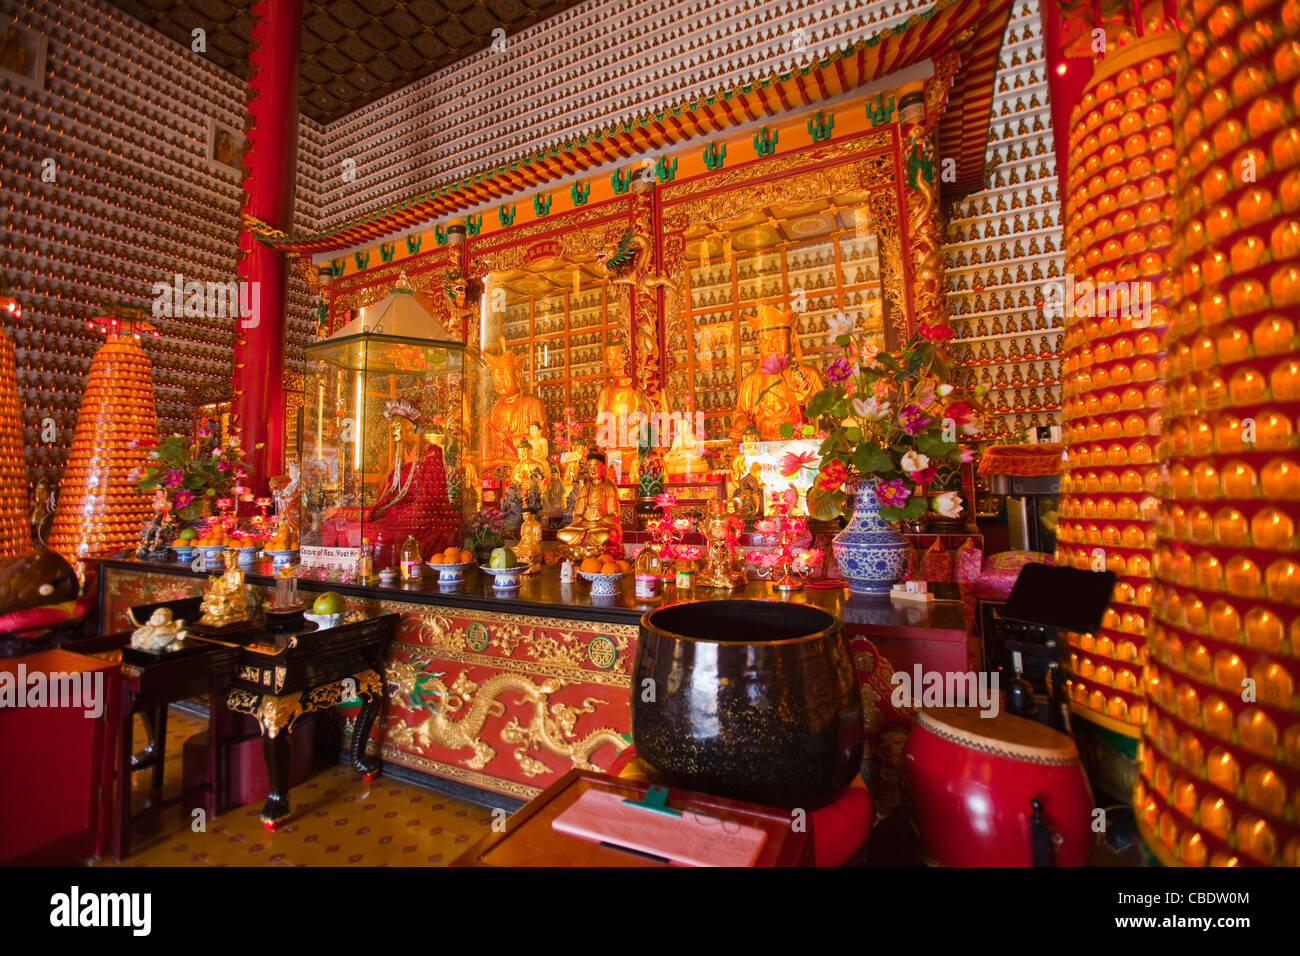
[259,732,292,830]
[350,693,383,780]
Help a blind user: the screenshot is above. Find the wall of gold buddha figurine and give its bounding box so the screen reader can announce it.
[1056,31,1180,751]
[942,0,1068,446]
[1132,0,1300,868]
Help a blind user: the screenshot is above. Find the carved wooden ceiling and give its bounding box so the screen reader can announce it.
[104,0,585,124]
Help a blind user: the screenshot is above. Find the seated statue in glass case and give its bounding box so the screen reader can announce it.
[368,399,458,556]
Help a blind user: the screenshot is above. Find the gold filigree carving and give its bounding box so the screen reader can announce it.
[227,669,382,738]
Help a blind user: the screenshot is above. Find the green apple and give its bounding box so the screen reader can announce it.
[178,528,198,541]
[489,547,517,570]
[312,591,345,615]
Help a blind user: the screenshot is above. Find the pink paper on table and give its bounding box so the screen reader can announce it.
[551,789,768,867]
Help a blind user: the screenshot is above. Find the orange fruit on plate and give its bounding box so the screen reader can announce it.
[600,561,618,574]
[580,557,603,574]
[615,559,631,573]
[459,549,473,563]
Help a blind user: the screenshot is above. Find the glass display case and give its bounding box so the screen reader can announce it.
[300,275,469,568]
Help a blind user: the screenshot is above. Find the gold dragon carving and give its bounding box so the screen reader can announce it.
[384,664,626,777]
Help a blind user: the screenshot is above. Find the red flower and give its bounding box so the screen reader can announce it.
[817,458,848,490]
[944,401,975,425]
[918,322,954,342]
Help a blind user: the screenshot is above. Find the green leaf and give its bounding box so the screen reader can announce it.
[835,334,851,348]
[878,505,904,521]
[805,388,839,420]
[901,495,929,519]
[845,426,862,445]
[807,486,846,522]
[779,422,795,439]
[800,424,816,437]
[852,445,893,475]
[916,432,956,458]
[875,352,902,374]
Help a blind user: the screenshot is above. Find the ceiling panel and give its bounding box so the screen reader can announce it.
[104,0,585,123]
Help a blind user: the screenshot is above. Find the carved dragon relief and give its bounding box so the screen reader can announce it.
[382,608,632,777]
[384,665,626,777]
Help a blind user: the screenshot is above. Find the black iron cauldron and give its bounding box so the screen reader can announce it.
[632,600,863,808]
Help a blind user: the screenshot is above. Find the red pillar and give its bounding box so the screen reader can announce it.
[232,0,302,492]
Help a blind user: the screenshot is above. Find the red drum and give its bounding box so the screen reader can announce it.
[902,707,1094,866]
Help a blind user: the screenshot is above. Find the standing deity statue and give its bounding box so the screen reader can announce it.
[482,336,547,469]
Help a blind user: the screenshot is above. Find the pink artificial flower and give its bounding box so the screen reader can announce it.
[779,450,816,477]
[654,491,677,509]
[825,356,854,383]
[164,468,183,487]
[760,353,791,375]
[217,458,231,471]
[910,466,937,484]
[958,445,976,463]
[875,479,910,508]
[758,551,784,569]
[672,518,693,532]
[900,403,931,435]
[174,490,194,509]
[793,548,822,570]
[754,518,779,535]
[779,487,798,509]
[873,381,892,399]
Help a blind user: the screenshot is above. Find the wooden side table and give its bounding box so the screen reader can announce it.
[453,769,813,867]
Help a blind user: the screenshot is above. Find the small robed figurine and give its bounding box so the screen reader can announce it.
[516,507,543,573]
[732,305,825,441]
[136,486,177,560]
[556,451,622,559]
[698,498,746,589]
[199,550,249,627]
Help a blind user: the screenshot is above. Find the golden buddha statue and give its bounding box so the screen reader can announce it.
[663,393,710,478]
[516,508,543,573]
[483,335,547,467]
[557,452,623,559]
[732,305,825,441]
[199,551,249,627]
[698,498,746,589]
[525,421,550,467]
[595,341,654,472]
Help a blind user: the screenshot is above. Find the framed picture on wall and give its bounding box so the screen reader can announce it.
[206,117,245,172]
[0,24,47,92]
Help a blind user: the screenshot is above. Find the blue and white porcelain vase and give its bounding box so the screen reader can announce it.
[832,480,909,595]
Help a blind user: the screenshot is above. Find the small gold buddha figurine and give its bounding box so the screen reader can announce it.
[733,462,765,527]
[199,550,249,627]
[516,508,543,573]
[698,498,746,589]
[557,452,623,559]
[731,305,825,442]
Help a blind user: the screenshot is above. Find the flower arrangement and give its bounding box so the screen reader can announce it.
[746,486,821,589]
[130,427,256,521]
[465,508,506,551]
[786,320,976,523]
